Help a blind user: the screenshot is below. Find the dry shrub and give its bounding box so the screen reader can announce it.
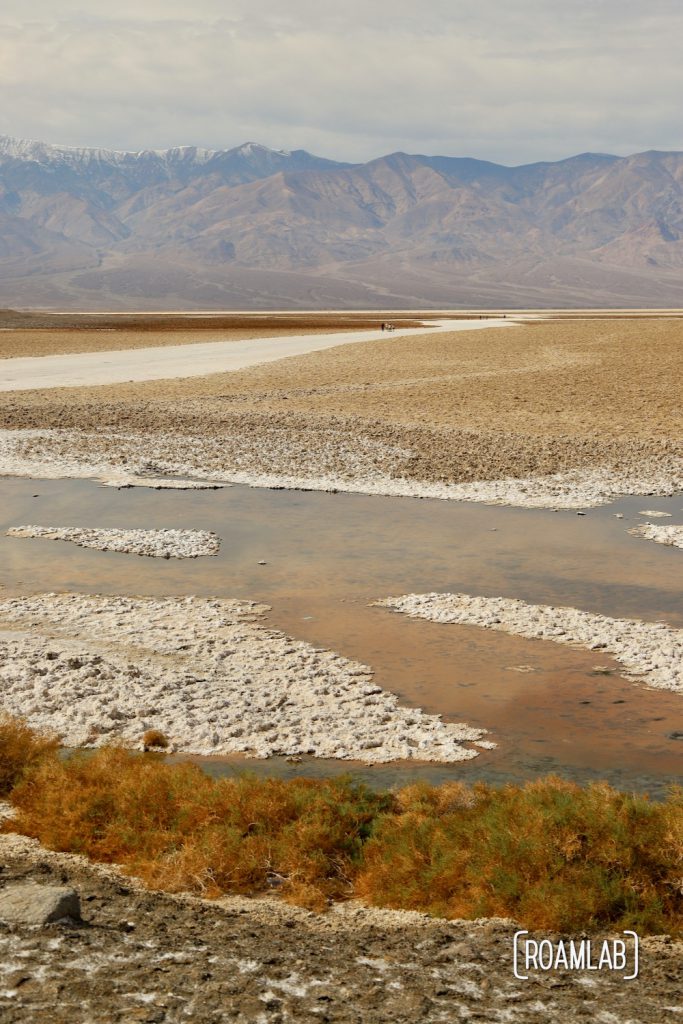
[8,747,389,905]
[4,732,681,933]
[143,730,170,751]
[355,776,683,934]
[0,714,59,797]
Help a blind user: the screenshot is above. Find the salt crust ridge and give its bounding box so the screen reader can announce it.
[629,523,683,550]
[6,525,220,559]
[2,428,683,509]
[377,593,683,694]
[100,476,225,490]
[0,593,490,761]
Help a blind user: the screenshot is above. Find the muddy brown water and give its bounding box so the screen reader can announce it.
[0,476,681,797]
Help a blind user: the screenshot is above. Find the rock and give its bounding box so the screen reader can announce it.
[0,884,81,925]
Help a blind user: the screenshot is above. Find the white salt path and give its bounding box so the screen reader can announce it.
[6,526,220,559]
[377,592,683,693]
[0,594,492,761]
[629,523,683,550]
[0,319,515,392]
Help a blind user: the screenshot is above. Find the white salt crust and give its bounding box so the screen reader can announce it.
[629,523,683,550]
[6,525,221,559]
[100,477,225,490]
[2,428,683,509]
[0,593,490,761]
[377,593,683,694]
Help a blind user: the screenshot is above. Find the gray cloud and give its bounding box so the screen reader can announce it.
[1,1,682,163]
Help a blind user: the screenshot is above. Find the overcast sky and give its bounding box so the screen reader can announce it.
[1,1,682,164]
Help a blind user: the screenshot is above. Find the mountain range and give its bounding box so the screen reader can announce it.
[2,134,683,309]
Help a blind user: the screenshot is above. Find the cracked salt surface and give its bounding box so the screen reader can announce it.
[0,593,490,761]
[2,428,683,508]
[629,523,683,550]
[6,525,220,559]
[377,593,683,694]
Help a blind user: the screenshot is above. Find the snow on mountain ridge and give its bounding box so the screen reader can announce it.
[235,142,291,157]
[0,134,290,168]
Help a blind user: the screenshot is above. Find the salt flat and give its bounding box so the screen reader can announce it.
[2,316,681,508]
[0,593,491,761]
[0,318,513,391]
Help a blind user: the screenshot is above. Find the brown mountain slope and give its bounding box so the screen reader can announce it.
[3,137,683,308]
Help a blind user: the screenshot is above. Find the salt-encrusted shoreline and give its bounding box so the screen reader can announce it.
[377,593,683,693]
[6,525,221,559]
[1,427,683,508]
[0,593,492,761]
[99,476,225,490]
[629,523,683,549]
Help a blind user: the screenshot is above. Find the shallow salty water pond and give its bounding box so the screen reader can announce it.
[1,476,681,797]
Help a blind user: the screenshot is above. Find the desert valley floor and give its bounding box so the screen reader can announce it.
[0,310,681,1022]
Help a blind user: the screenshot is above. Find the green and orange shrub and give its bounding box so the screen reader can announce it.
[0,714,59,797]
[7,746,390,906]
[355,776,683,934]
[1,720,681,933]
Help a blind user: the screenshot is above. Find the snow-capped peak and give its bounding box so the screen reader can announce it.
[232,142,293,161]
[0,134,297,169]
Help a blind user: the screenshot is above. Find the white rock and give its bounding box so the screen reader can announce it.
[0,885,80,925]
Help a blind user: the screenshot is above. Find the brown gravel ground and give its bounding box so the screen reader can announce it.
[1,833,680,1024]
[1,318,682,485]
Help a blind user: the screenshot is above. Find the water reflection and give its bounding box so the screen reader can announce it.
[1,476,681,794]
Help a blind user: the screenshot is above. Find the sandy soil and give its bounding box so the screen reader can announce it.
[2,832,679,1024]
[0,318,682,506]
